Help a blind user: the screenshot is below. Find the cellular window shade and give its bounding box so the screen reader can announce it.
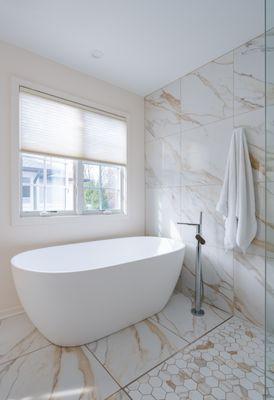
[19,88,127,165]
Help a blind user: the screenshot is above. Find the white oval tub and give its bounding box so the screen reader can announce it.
[11,236,185,346]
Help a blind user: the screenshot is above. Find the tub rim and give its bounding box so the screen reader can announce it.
[11,236,185,274]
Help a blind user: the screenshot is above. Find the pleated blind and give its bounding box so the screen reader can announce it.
[19,87,127,165]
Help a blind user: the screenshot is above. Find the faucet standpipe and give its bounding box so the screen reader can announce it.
[177,212,205,317]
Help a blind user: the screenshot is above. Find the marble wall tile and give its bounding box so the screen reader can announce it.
[146,133,181,188]
[181,244,234,314]
[145,80,181,142]
[266,181,274,257]
[234,252,265,327]
[0,345,119,400]
[180,52,233,132]
[0,313,50,365]
[145,33,268,322]
[246,182,266,257]
[180,185,225,248]
[87,318,187,387]
[234,35,265,115]
[146,187,181,240]
[266,257,274,334]
[266,104,274,180]
[151,292,229,343]
[234,108,265,183]
[180,117,233,186]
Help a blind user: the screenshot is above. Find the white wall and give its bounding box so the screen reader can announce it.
[0,40,145,316]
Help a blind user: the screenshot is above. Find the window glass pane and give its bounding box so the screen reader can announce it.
[21,153,75,213]
[83,164,100,187]
[102,189,120,210]
[21,185,44,212]
[46,186,73,211]
[101,166,121,189]
[22,154,44,185]
[83,187,100,210]
[46,158,72,185]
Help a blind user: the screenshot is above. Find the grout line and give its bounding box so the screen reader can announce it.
[145,104,264,148]
[84,344,124,390]
[151,308,232,347]
[0,343,52,367]
[123,315,234,391]
[105,388,131,400]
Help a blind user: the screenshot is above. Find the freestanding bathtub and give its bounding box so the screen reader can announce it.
[11,236,185,346]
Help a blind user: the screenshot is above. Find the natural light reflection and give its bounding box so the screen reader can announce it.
[16,387,95,400]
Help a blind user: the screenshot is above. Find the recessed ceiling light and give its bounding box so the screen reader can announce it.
[91,49,104,59]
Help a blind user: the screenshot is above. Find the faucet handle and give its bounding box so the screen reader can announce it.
[195,234,206,245]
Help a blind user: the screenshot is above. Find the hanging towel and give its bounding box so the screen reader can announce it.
[216,127,257,252]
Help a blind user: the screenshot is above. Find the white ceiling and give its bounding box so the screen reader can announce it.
[0,0,264,96]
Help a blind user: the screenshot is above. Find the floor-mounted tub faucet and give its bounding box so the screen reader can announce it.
[177,212,206,316]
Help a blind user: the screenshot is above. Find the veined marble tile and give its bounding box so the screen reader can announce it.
[0,344,119,400]
[181,244,233,314]
[266,103,274,180]
[240,182,266,258]
[242,181,274,258]
[151,292,229,343]
[180,117,233,186]
[0,313,49,365]
[146,187,181,240]
[145,133,181,188]
[234,108,265,183]
[180,52,233,132]
[266,257,274,334]
[126,317,265,400]
[234,34,266,115]
[145,80,181,142]
[266,27,274,91]
[234,252,265,327]
[87,318,187,387]
[180,185,225,248]
[107,390,131,400]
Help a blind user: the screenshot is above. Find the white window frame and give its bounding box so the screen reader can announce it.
[11,78,130,226]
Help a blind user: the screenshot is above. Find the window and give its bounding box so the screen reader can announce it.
[18,87,127,217]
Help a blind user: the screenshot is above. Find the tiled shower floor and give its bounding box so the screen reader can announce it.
[0,292,265,399]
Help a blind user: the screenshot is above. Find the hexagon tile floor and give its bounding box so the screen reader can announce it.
[126,317,266,400]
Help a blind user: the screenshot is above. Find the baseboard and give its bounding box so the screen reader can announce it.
[0,305,24,320]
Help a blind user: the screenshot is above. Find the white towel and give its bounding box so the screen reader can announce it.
[216,127,257,252]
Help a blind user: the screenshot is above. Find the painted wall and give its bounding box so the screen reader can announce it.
[0,40,145,316]
[145,33,272,327]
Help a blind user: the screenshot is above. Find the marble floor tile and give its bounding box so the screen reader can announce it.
[86,318,187,387]
[0,313,50,365]
[107,390,131,400]
[145,80,181,142]
[0,344,119,400]
[151,292,230,343]
[126,317,265,400]
[180,52,233,132]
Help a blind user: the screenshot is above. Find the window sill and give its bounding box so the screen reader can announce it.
[11,212,128,226]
